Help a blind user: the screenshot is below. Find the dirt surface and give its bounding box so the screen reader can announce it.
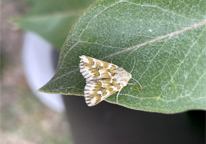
[1,0,72,143]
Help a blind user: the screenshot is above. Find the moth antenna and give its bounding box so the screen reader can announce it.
[130,55,136,74]
[129,56,142,90]
[116,89,121,104]
[131,77,142,90]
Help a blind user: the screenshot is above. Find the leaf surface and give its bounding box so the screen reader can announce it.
[39,0,206,113]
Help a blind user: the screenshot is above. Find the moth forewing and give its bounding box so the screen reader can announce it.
[79,55,133,106]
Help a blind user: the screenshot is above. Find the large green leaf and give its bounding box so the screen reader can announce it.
[16,0,95,49]
[39,0,206,113]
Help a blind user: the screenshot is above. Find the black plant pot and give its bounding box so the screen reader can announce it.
[63,95,205,144]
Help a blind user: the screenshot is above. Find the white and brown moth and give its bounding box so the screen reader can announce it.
[79,55,141,106]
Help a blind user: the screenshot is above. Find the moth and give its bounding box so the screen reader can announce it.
[79,55,141,106]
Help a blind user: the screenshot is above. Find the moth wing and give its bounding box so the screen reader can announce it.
[84,78,120,106]
[79,55,114,81]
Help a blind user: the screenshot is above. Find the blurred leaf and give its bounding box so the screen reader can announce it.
[16,0,95,50]
[39,0,206,113]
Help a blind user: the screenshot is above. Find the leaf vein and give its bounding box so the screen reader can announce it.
[125,1,199,22]
[180,0,206,18]
[138,38,169,81]
[157,25,206,99]
[79,41,125,49]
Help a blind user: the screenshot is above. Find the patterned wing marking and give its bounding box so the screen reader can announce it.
[98,78,121,99]
[79,55,118,81]
[79,55,100,81]
[109,65,117,76]
[92,58,112,79]
[111,78,121,90]
[84,80,102,106]
[84,78,121,106]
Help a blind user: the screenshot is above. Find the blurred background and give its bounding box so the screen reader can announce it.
[1,0,73,143]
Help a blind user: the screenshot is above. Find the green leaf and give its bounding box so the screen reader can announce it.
[39,0,206,113]
[16,0,95,50]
